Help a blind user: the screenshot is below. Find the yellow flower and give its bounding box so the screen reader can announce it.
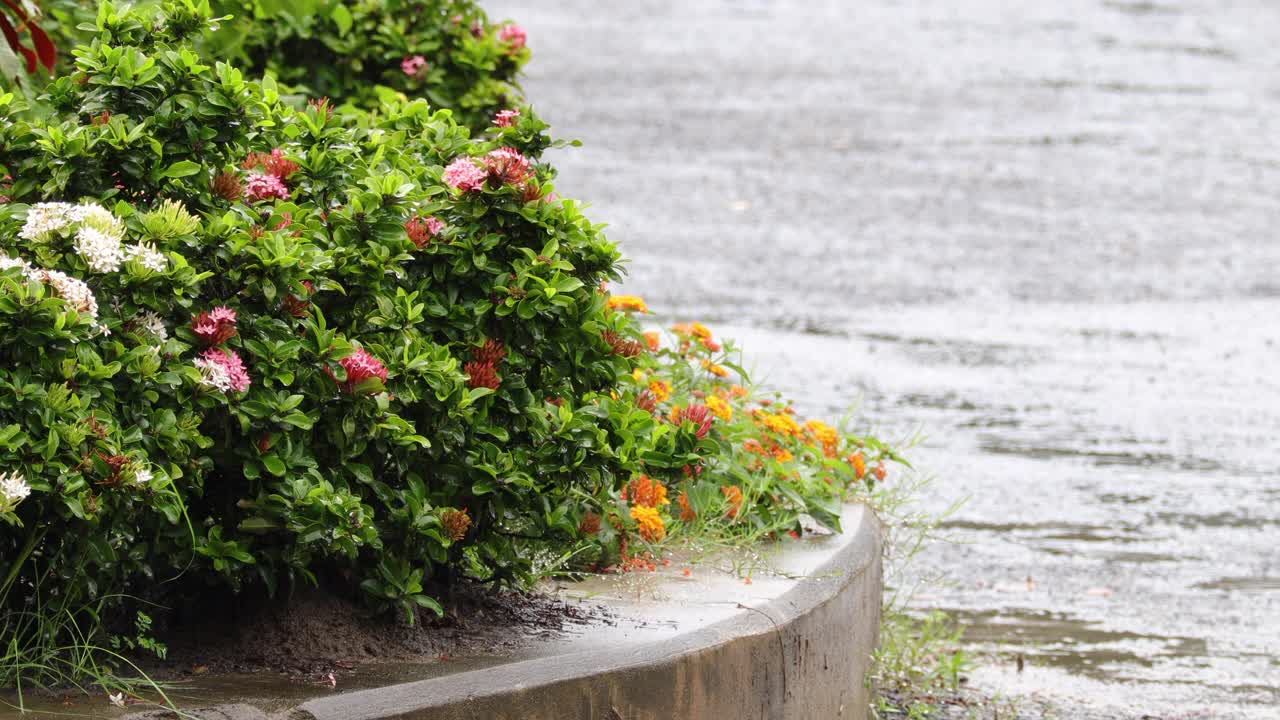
[648,379,672,402]
[631,368,647,382]
[759,411,802,437]
[804,420,840,457]
[630,505,666,542]
[607,295,648,313]
[689,322,713,341]
[701,359,729,378]
[706,395,732,421]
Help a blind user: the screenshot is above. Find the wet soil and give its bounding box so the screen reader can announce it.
[148,584,607,684]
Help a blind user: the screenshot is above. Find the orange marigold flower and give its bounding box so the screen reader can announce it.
[701,360,729,378]
[677,491,697,522]
[630,505,666,542]
[689,322,713,341]
[771,445,794,463]
[644,331,661,351]
[721,485,744,519]
[706,395,732,421]
[648,379,672,402]
[849,451,867,479]
[606,295,648,313]
[579,512,602,535]
[625,474,670,508]
[743,438,769,456]
[729,384,749,399]
[441,508,471,541]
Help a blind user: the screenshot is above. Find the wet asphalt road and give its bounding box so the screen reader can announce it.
[486,0,1280,717]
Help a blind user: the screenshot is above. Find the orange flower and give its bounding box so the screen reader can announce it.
[648,379,672,402]
[874,462,887,481]
[441,508,471,541]
[579,511,602,535]
[743,438,769,456]
[729,384,749,399]
[805,419,840,458]
[771,445,794,463]
[689,322,713,341]
[677,491,697,522]
[721,485,744,519]
[644,331,661,351]
[625,474,669,508]
[759,411,802,437]
[700,359,729,378]
[606,295,648,313]
[630,505,666,542]
[849,451,867,479]
[705,395,732,421]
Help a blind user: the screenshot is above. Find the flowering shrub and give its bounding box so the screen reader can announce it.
[208,0,530,131]
[0,0,618,638]
[573,317,905,571]
[0,0,904,689]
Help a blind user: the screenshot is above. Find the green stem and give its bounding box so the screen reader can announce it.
[0,524,46,606]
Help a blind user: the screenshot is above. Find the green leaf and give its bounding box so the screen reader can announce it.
[162,160,201,178]
[330,4,353,35]
[262,455,287,477]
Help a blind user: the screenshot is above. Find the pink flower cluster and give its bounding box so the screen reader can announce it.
[679,403,715,439]
[245,172,290,202]
[498,24,527,50]
[444,148,539,198]
[401,55,427,76]
[443,158,488,192]
[191,306,238,346]
[405,215,446,248]
[196,348,251,393]
[493,109,520,127]
[329,348,389,395]
[243,149,297,202]
[486,147,534,184]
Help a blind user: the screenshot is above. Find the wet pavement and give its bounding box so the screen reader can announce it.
[487,0,1280,717]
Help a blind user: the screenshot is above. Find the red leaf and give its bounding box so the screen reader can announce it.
[27,17,54,71]
[0,13,36,75]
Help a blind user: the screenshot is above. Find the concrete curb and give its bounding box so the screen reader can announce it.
[291,504,883,720]
[122,505,882,720]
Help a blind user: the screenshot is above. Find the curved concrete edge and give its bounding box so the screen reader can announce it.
[290,504,884,720]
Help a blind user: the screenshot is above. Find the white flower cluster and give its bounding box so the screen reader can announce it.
[130,463,153,487]
[18,203,77,241]
[194,355,234,392]
[0,254,32,274]
[17,201,168,276]
[39,269,100,319]
[0,470,32,513]
[1,252,103,331]
[75,225,124,272]
[132,310,168,341]
[124,242,167,273]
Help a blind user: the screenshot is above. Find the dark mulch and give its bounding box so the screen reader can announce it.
[148,582,609,683]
